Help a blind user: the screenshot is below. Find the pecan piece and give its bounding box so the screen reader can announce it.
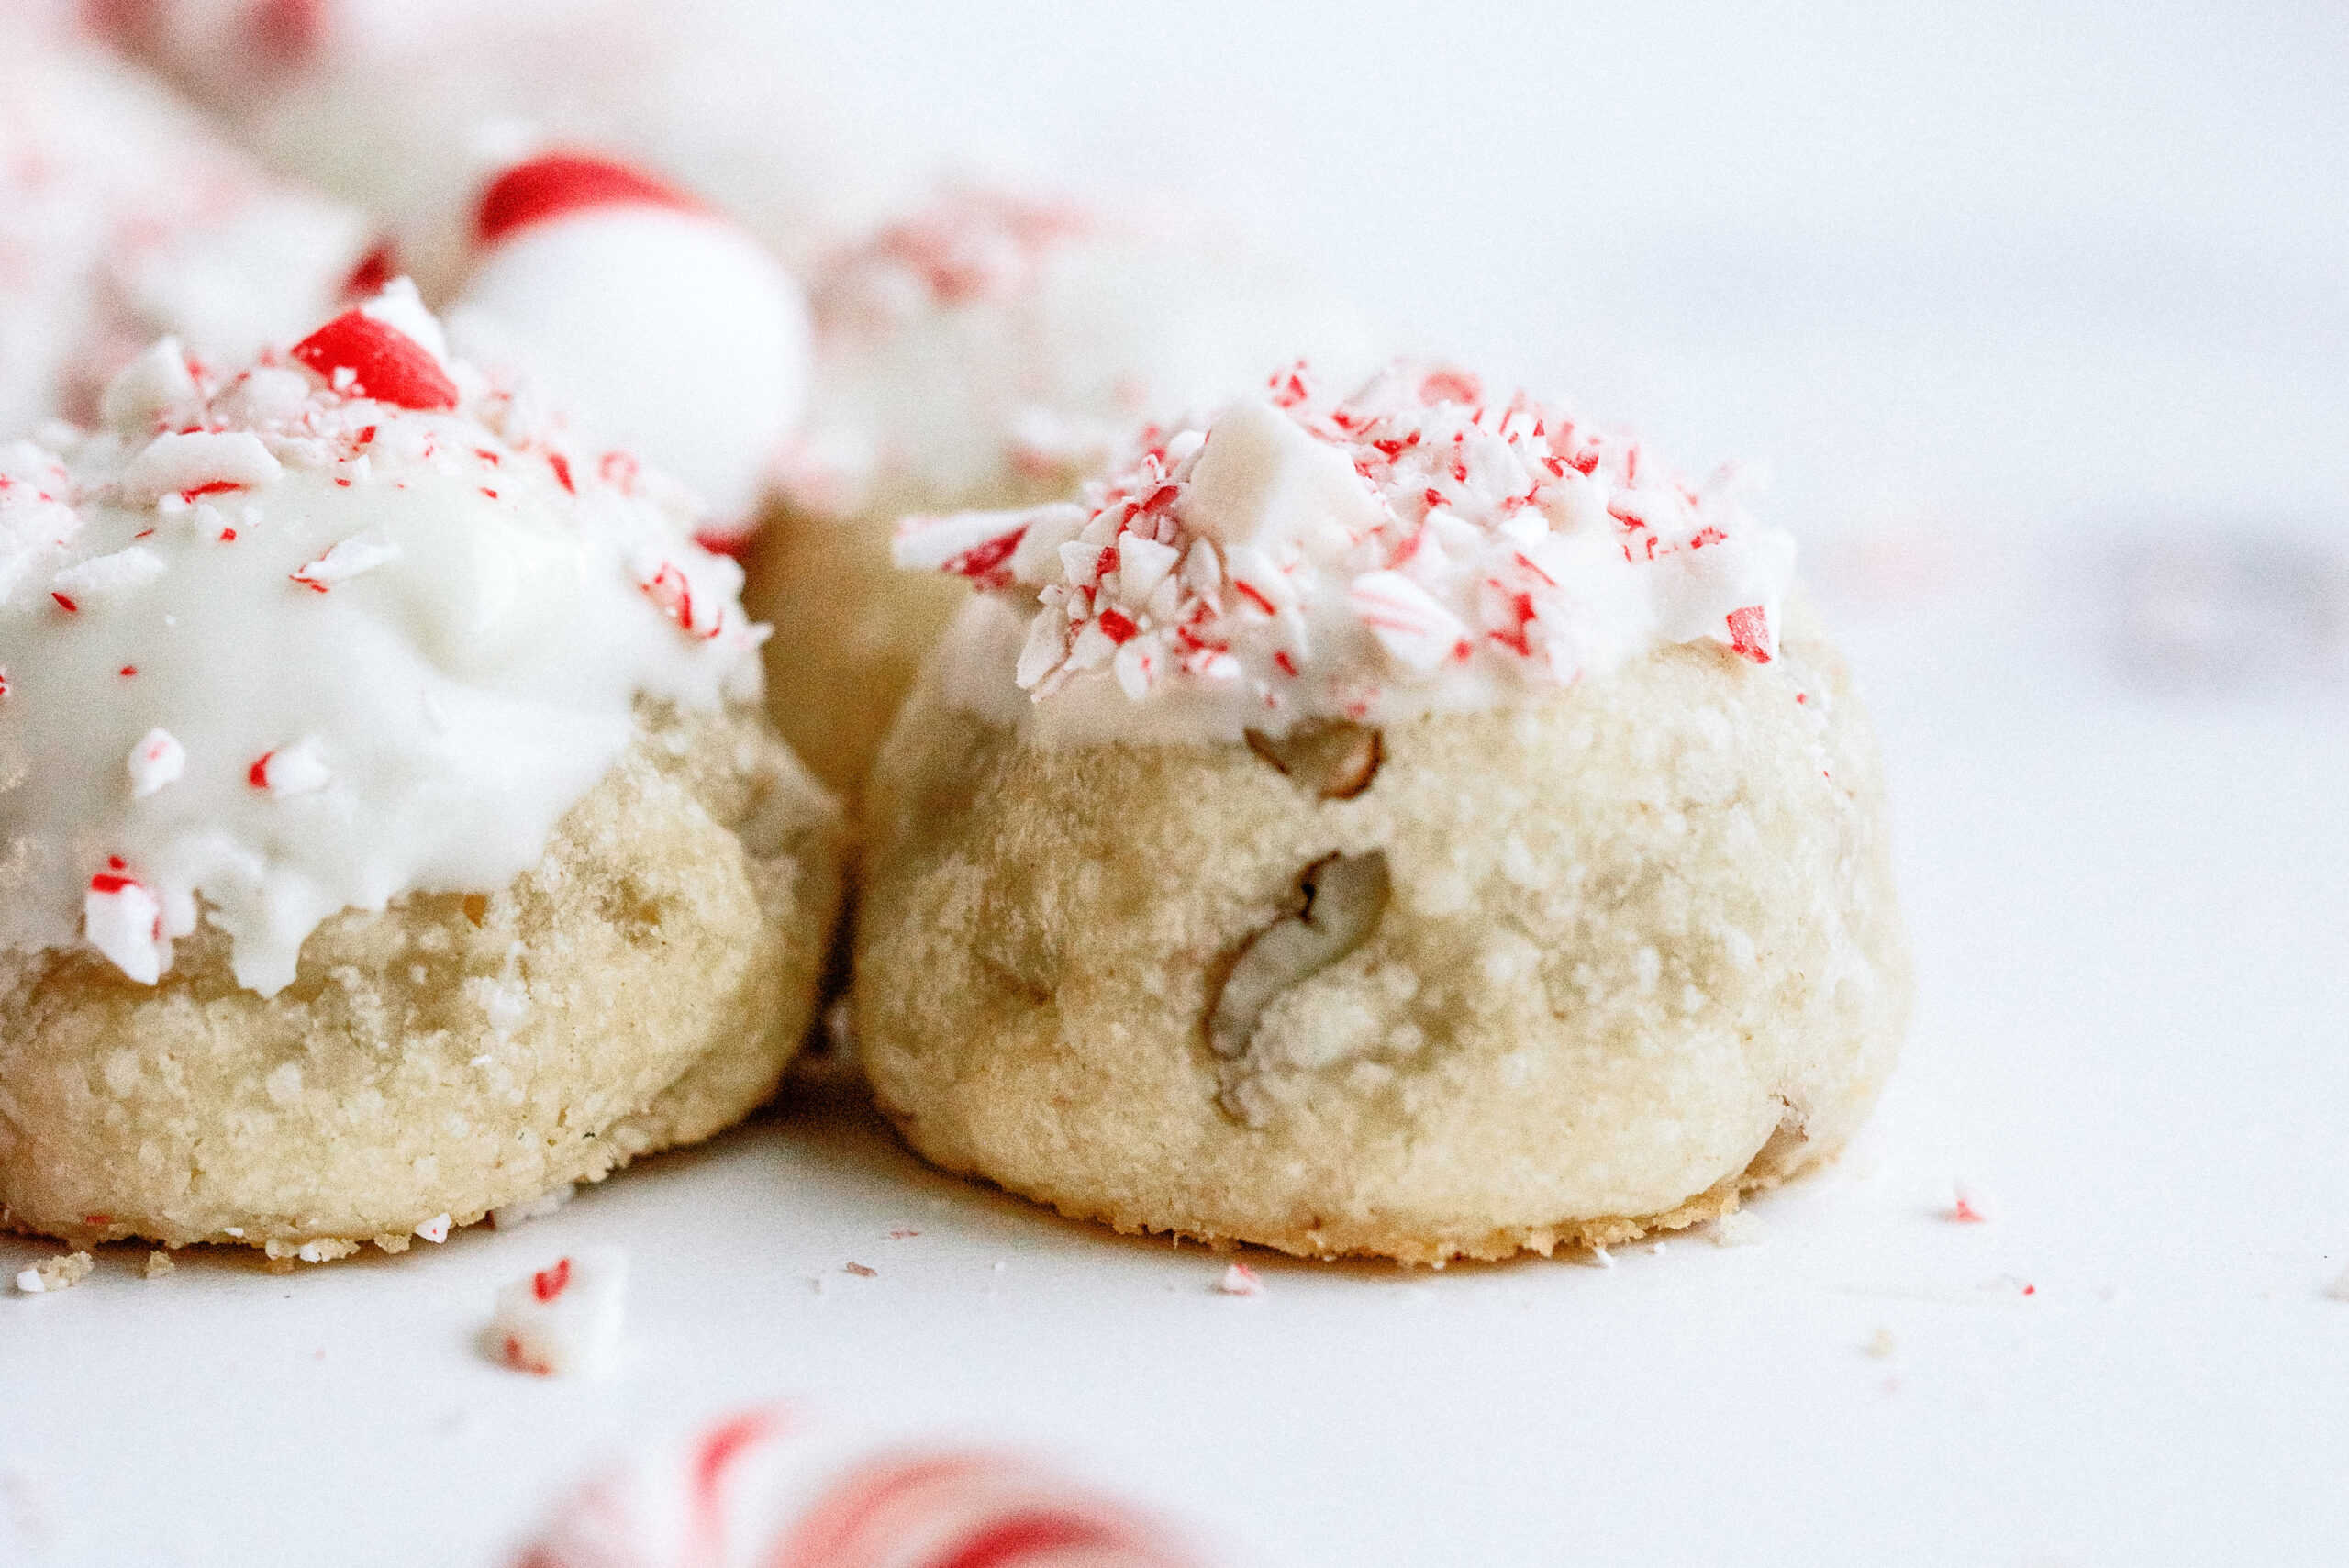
[1208,850,1391,1059]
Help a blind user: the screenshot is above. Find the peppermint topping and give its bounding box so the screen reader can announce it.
[783,187,1374,519]
[846,185,1092,311]
[0,286,765,993]
[291,304,458,411]
[84,869,167,984]
[473,151,700,248]
[908,361,1797,743]
[127,728,185,797]
[489,1248,627,1377]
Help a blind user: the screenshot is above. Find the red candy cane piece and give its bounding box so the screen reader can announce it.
[1724,604,1773,664]
[533,1257,573,1302]
[636,561,723,640]
[474,152,701,249]
[291,310,459,411]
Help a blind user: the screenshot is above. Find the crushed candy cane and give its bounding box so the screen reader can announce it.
[127,728,186,797]
[1216,1262,1262,1296]
[1946,1182,1994,1224]
[489,1247,628,1377]
[785,186,1373,519]
[0,285,766,995]
[910,361,1796,744]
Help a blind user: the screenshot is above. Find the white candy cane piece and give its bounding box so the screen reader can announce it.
[85,868,167,984]
[128,728,185,798]
[289,529,399,592]
[489,1248,628,1378]
[249,737,330,796]
[1350,570,1469,671]
[120,429,283,500]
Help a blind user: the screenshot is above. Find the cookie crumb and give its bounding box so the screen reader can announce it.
[886,1229,919,1240]
[1708,1211,1765,1247]
[2326,1264,2349,1303]
[1865,1327,1897,1360]
[842,1262,877,1278]
[144,1251,174,1279]
[14,1251,94,1294]
[487,1248,626,1376]
[1216,1262,1262,1296]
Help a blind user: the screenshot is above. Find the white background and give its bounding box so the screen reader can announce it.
[5,4,2346,1564]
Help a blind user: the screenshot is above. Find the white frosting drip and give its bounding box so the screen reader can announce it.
[909,362,1797,746]
[781,186,1377,518]
[445,169,811,539]
[0,21,374,434]
[0,290,764,995]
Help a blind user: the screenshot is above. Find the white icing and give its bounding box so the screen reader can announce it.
[446,198,810,538]
[0,293,764,995]
[782,185,1378,518]
[0,22,374,434]
[910,361,1798,746]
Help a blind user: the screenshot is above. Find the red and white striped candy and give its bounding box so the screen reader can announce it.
[445,150,809,541]
[892,510,1032,589]
[509,1403,1201,1568]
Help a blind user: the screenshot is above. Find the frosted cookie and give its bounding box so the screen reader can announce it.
[435,149,812,547]
[96,0,899,272]
[0,284,844,1260]
[857,363,1909,1264]
[510,1402,1198,1567]
[748,184,1376,800]
[0,17,377,432]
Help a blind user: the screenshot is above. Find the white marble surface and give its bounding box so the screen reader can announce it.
[5,3,2345,1563]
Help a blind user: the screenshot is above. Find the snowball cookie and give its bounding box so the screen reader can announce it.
[0,13,378,433]
[858,363,1909,1264]
[747,184,1377,802]
[0,287,842,1260]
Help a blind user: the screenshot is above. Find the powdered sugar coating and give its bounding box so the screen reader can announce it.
[780,185,1377,520]
[0,286,765,995]
[909,361,1797,744]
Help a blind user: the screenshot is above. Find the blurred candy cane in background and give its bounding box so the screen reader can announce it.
[508,1403,1205,1568]
[433,148,814,545]
[88,0,911,270]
